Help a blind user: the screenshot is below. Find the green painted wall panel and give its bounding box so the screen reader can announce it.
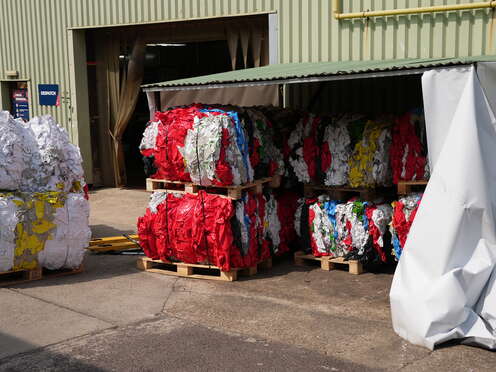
[0,0,495,174]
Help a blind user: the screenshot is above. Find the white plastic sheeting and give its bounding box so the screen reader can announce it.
[391,64,496,350]
[26,116,85,193]
[38,193,91,270]
[0,112,85,193]
[0,194,20,272]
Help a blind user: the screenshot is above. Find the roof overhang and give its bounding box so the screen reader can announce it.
[142,55,496,92]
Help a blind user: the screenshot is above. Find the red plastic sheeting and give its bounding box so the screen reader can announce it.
[275,192,299,255]
[390,112,428,184]
[146,106,204,181]
[137,191,272,271]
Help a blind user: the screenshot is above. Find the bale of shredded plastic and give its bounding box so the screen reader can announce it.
[321,116,353,186]
[38,192,91,270]
[287,114,322,183]
[137,190,289,271]
[301,196,393,263]
[24,115,85,193]
[390,111,429,184]
[390,193,422,260]
[348,120,392,188]
[0,112,30,190]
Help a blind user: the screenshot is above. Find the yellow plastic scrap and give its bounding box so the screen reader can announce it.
[12,192,64,271]
[348,121,385,188]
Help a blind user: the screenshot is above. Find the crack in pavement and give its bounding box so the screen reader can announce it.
[6,288,116,326]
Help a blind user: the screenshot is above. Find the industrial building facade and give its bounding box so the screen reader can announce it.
[0,0,495,186]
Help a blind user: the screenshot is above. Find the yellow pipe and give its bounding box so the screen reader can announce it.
[335,1,496,20]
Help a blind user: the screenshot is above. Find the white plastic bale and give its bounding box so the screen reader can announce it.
[0,194,20,272]
[180,114,248,186]
[24,116,84,192]
[323,118,352,186]
[38,193,90,270]
[0,112,28,190]
[287,116,313,183]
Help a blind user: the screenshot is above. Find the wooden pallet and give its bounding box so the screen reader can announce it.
[137,257,273,281]
[294,251,364,275]
[0,264,83,287]
[397,180,428,195]
[42,264,84,279]
[0,266,42,287]
[303,184,391,201]
[146,175,281,200]
[87,235,140,252]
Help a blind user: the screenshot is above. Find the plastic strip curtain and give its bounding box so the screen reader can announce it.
[391,64,496,350]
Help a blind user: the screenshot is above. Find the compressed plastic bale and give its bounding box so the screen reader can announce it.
[366,203,393,263]
[22,115,84,193]
[287,114,321,183]
[0,112,28,190]
[390,111,429,184]
[348,120,392,188]
[14,192,59,270]
[180,112,248,186]
[308,196,339,257]
[390,193,422,260]
[38,193,91,270]
[138,190,272,271]
[0,193,21,272]
[150,106,201,181]
[243,108,284,178]
[322,117,352,186]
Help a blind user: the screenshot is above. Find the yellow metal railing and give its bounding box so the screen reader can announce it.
[333,0,496,19]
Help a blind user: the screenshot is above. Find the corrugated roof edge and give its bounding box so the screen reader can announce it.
[142,55,496,90]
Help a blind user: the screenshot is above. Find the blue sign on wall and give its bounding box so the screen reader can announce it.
[38,84,59,106]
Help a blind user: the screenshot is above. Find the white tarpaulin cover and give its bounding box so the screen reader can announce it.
[391,64,496,350]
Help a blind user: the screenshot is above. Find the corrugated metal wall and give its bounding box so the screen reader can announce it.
[0,0,494,140]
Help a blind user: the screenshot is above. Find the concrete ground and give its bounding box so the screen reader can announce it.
[1,188,495,371]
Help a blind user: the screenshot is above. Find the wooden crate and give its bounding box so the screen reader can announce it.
[87,235,140,253]
[146,175,281,200]
[137,257,273,282]
[397,180,428,195]
[303,184,389,201]
[294,251,364,275]
[0,266,42,287]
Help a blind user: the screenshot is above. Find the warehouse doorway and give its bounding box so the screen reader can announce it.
[85,14,272,188]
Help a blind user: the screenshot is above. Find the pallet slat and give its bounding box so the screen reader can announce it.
[0,264,83,287]
[146,176,281,200]
[137,257,272,282]
[294,251,364,275]
[397,180,428,195]
[303,184,392,200]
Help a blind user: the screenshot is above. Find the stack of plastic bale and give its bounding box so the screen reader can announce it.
[348,119,393,188]
[263,191,299,255]
[256,106,302,186]
[320,115,362,186]
[286,114,324,184]
[389,110,430,183]
[138,189,297,271]
[0,111,90,273]
[140,104,283,186]
[389,193,422,260]
[295,195,393,264]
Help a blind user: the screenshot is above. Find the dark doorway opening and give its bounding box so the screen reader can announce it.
[123,40,232,187]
